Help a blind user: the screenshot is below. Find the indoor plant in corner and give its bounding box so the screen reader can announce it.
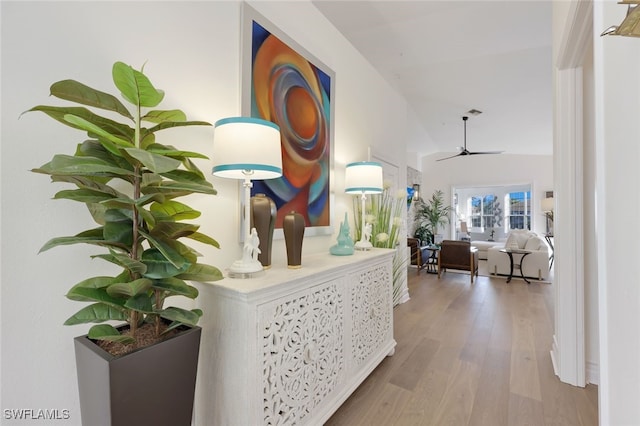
[28,61,223,426]
[414,189,452,245]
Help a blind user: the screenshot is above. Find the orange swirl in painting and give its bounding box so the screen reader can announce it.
[250,23,331,228]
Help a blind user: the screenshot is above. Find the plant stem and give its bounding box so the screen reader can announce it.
[154,290,162,336]
[130,108,142,340]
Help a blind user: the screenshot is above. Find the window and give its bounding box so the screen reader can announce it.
[507,191,531,230]
[469,194,500,229]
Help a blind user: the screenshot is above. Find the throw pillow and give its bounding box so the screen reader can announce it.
[505,234,519,249]
[524,236,543,251]
[513,231,531,249]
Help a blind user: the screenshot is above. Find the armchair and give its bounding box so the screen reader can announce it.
[437,240,479,283]
[407,237,434,274]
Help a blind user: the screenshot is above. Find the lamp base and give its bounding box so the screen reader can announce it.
[354,240,373,251]
[227,259,264,279]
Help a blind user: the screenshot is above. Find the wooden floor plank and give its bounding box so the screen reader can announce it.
[325,269,598,426]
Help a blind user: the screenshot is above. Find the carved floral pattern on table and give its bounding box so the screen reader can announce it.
[261,282,344,425]
[351,264,392,366]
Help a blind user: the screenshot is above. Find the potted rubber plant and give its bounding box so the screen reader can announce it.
[28,61,222,426]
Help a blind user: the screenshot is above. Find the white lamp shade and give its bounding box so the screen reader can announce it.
[345,161,383,194]
[541,197,554,212]
[212,117,283,180]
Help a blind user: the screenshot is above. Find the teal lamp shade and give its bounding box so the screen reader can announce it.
[345,161,383,194]
[212,117,282,179]
[211,116,283,277]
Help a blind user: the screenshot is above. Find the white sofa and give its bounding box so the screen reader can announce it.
[471,240,504,260]
[486,230,550,281]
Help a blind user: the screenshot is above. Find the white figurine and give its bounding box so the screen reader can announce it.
[364,222,372,242]
[250,228,261,261]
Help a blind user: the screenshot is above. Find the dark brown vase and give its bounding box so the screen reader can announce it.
[250,193,276,268]
[283,211,305,269]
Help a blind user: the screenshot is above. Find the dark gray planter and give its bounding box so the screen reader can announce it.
[73,325,201,426]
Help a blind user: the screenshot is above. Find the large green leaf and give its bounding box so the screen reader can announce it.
[64,303,128,325]
[71,276,119,290]
[26,106,134,140]
[160,169,211,185]
[142,109,186,123]
[87,202,108,225]
[75,139,131,168]
[148,120,211,133]
[146,145,209,160]
[50,79,133,119]
[102,209,133,246]
[51,174,122,197]
[152,277,198,299]
[54,188,116,204]
[176,263,223,282]
[88,324,135,344]
[64,114,133,148]
[187,232,220,249]
[33,154,135,178]
[124,148,180,173]
[124,293,154,313]
[66,286,126,307]
[112,62,164,108]
[39,227,132,253]
[92,251,146,275]
[160,306,202,327]
[107,278,152,298]
[140,246,189,278]
[142,181,217,196]
[150,222,199,240]
[182,157,206,180]
[150,200,200,221]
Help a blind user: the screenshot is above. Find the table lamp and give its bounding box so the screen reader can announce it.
[212,117,282,277]
[345,161,383,250]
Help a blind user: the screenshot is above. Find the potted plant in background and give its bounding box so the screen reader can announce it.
[28,61,223,426]
[414,189,452,245]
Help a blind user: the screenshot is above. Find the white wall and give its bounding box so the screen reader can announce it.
[420,153,553,239]
[593,2,640,424]
[0,2,416,424]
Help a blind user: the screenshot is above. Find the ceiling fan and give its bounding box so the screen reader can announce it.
[437,116,504,161]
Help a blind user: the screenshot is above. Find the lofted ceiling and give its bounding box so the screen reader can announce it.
[313,0,553,157]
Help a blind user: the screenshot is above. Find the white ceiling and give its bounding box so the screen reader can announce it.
[313,0,553,157]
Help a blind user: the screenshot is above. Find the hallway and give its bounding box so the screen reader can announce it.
[326,270,597,425]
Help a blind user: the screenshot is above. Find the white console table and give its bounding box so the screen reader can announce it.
[193,249,396,425]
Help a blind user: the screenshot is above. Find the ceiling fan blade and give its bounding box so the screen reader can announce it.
[467,150,505,155]
[436,153,463,161]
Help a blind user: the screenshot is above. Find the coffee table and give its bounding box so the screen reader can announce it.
[499,248,532,284]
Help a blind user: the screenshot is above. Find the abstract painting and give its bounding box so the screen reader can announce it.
[242,5,334,235]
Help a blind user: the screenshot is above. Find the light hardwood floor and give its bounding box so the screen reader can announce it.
[326,267,598,426]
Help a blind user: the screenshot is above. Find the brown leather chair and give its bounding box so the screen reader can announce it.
[437,240,479,283]
[407,237,428,274]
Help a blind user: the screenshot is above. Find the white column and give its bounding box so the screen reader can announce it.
[550,66,585,387]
